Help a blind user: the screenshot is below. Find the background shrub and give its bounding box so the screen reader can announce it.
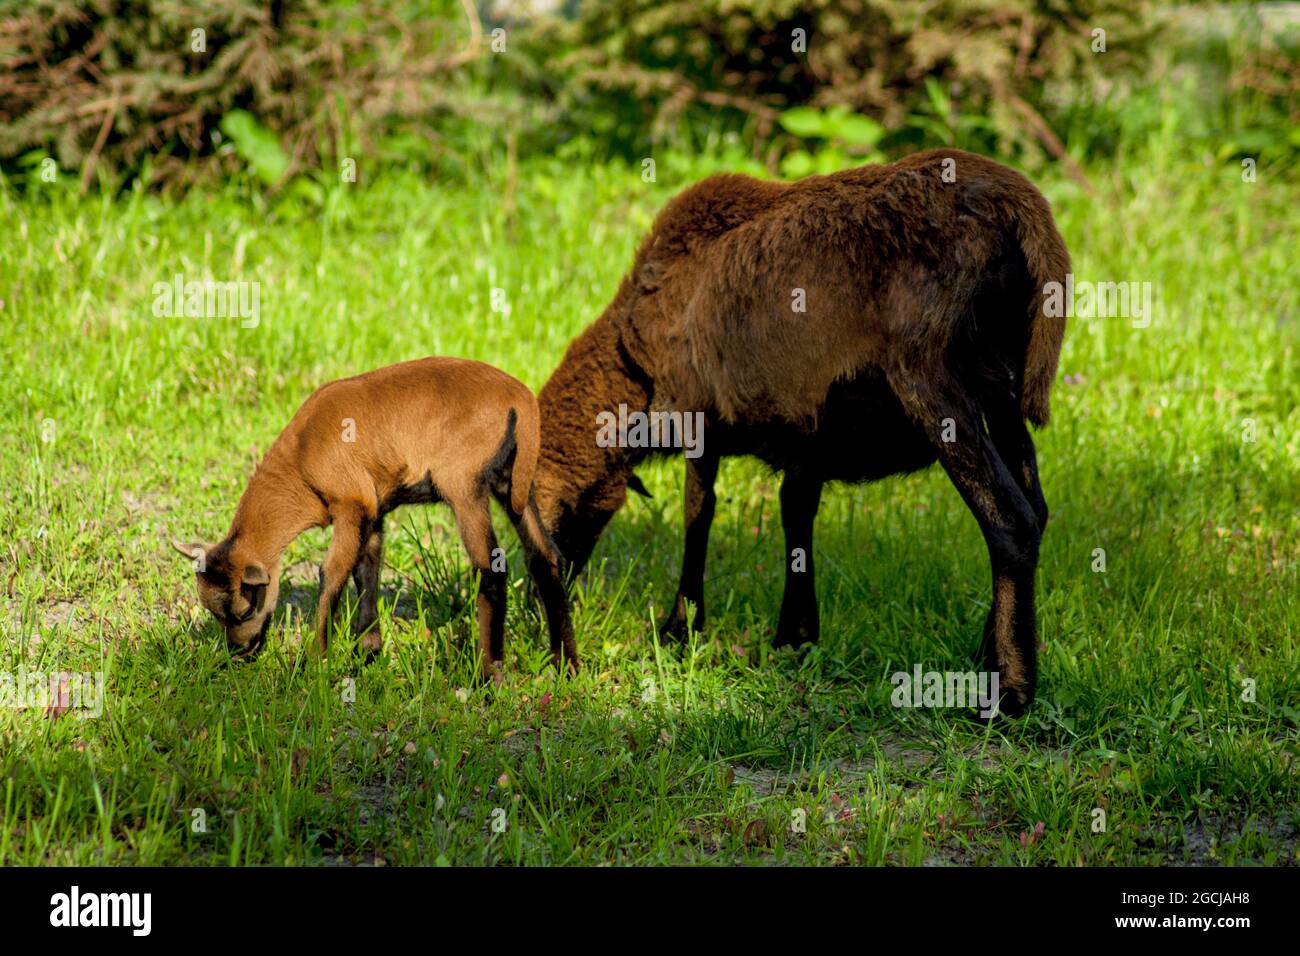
[1,1,1295,189]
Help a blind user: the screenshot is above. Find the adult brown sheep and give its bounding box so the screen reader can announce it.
[532,149,1069,715]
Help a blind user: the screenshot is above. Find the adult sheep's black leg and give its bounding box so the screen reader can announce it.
[660,445,720,641]
[985,397,1048,532]
[773,469,823,648]
[979,397,1049,671]
[891,371,1043,716]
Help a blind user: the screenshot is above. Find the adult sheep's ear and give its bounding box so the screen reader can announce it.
[626,474,653,499]
[171,538,211,571]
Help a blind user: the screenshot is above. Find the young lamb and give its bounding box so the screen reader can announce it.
[530,149,1069,715]
[173,357,578,677]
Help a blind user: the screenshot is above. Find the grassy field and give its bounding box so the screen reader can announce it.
[1,139,1297,865]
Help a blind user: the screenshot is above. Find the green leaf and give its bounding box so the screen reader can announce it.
[834,114,884,146]
[778,106,829,139]
[1232,129,1276,152]
[1168,687,1188,723]
[780,150,817,178]
[924,77,951,122]
[219,109,290,186]
[287,176,325,207]
[815,148,851,174]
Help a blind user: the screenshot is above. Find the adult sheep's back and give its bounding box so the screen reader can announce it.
[617,149,1069,429]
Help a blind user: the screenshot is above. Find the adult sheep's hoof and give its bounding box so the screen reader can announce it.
[772,620,818,649]
[656,601,702,644]
[969,685,1033,722]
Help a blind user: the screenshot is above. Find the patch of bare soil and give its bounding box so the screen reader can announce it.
[727,733,1015,798]
[1169,814,1300,865]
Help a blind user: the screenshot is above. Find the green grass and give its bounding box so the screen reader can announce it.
[1,139,1297,866]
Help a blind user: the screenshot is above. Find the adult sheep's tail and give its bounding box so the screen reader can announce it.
[1012,189,1070,427]
[509,400,542,517]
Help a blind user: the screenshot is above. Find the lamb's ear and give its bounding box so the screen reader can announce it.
[171,538,210,565]
[626,474,653,499]
[242,562,269,587]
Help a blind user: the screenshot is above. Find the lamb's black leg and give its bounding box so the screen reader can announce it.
[893,372,1043,716]
[450,495,506,683]
[507,497,579,673]
[660,446,720,641]
[351,515,384,661]
[317,503,365,656]
[773,470,823,648]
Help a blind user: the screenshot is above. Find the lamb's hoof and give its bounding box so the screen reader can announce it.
[288,646,312,675]
[551,650,580,676]
[469,657,505,687]
[358,630,382,665]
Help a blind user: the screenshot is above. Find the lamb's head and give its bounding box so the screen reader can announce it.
[172,537,278,658]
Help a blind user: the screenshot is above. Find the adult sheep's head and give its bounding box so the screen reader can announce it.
[533,317,653,579]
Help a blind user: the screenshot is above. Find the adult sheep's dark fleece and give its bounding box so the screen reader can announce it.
[534,148,1070,716]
